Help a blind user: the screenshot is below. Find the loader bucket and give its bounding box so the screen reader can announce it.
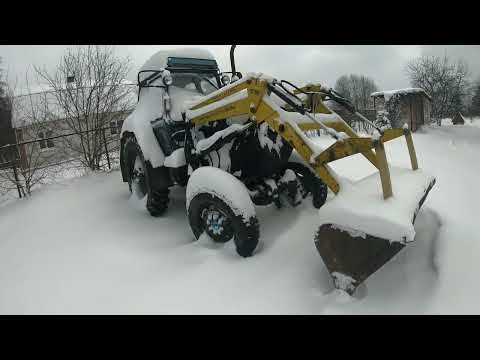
[315,225,406,294]
[315,171,436,295]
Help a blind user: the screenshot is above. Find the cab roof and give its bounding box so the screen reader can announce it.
[139,48,217,73]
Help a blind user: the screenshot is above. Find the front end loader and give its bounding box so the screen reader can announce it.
[183,47,436,295]
[121,45,436,296]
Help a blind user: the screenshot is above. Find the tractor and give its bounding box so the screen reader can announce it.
[120,46,436,295]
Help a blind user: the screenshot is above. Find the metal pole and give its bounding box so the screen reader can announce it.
[102,128,111,170]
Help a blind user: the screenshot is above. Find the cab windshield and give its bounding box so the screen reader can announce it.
[170,73,219,95]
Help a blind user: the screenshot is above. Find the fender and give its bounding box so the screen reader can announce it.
[120,87,166,169]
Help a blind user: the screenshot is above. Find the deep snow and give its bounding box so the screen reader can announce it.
[1,121,479,314]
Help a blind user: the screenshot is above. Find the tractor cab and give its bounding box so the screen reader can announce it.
[138,56,224,95]
[131,49,237,157]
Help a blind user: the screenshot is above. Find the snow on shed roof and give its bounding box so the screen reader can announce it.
[139,48,216,72]
[371,88,431,102]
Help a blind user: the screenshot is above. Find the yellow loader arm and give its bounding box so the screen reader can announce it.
[185,74,418,200]
[184,72,435,295]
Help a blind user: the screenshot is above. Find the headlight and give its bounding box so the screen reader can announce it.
[221,74,231,85]
[163,75,173,86]
[162,70,173,86]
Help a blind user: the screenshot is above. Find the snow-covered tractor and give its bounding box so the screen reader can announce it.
[120,46,436,295]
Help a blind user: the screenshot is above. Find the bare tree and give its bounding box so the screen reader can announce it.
[34,46,134,170]
[405,55,471,125]
[0,74,59,196]
[334,74,379,110]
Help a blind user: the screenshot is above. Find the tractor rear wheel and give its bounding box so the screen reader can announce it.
[123,135,169,217]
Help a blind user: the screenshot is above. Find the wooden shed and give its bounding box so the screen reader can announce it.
[452,112,465,125]
[371,88,431,132]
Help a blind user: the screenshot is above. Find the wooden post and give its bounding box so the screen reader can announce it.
[102,128,111,170]
[404,130,418,170]
[374,140,393,199]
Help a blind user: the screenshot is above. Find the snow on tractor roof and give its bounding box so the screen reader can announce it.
[371,88,431,102]
[139,48,217,72]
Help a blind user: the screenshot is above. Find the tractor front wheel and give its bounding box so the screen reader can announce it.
[186,167,259,257]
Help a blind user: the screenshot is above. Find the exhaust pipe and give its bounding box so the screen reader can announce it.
[230,45,237,76]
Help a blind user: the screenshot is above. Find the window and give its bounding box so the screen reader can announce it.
[110,121,117,135]
[110,119,124,135]
[170,73,218,95]
[38,132,46,149]
[38,131,54,149]
[46,131,54,148]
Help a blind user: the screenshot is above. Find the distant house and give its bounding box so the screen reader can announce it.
[10,81,137,170]
[452,112,465,125]
[371,88,432,132]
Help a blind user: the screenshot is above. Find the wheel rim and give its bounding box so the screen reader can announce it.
[201,204,234,242]
[131,155,148,198]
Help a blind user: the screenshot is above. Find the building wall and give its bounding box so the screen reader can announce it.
[15,111,130,169]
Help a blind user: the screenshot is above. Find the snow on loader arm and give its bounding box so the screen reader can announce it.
[184,73,436,295]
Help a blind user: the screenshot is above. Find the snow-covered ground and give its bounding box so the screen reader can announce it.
[441,116,480,127]
[0,152,120,206]
[1,122,479,314]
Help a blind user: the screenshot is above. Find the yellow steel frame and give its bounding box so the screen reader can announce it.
[187,77,419,199]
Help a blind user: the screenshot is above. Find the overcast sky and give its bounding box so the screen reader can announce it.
[1,45,479,91]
